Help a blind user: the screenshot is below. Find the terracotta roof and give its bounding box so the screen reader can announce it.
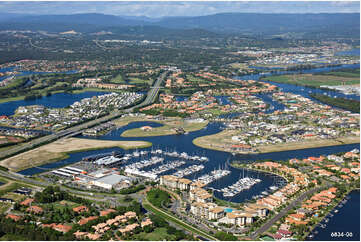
[6,214,22,221]
[78,216,99,225]
[20,198,34,206]
[26,205,43,214]
[100,209,116,217]
[73,205,88,213]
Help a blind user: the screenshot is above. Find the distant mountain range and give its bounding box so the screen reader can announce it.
[0,12,359,37]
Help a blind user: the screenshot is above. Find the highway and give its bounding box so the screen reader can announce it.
[0,71,168,163]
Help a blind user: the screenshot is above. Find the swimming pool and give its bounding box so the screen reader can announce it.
[224,208,233,213]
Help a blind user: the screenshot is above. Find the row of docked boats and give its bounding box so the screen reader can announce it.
[172,164,205,178]
[150,149,209,162]
[122,156,164,170]
[149,160,186,175]
[221,176,262,197]
[196,169,231,185]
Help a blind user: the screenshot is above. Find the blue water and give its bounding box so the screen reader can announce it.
[224,208,233,213]
[0,67,77,82]
[18,119,360,203]
[235,63,360,101]
[215,96,233,105]
[309,190,360,241]
[256,93,286,114]
[335,49,360,56]
[0,91,110,116]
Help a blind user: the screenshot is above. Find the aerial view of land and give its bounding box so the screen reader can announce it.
[0,1,360,242]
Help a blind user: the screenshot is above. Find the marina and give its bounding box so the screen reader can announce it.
[220,176,262,197]
[173,164,205,178]
[196,168,231,186]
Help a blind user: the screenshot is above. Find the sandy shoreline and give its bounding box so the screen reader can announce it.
[193,132,360,154]
[0,137,151,172]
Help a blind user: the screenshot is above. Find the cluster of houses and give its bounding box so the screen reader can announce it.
[289,149,360,182]
[82,122,116,136]
[247,42,357,66]
[74,210,152,240]
[0,59,104,73]
[223,91,359,152]
[140,85,271,117]
[4,194,153,240]
[0,126,43,139]
[72,77,135,90]
[2,92,143,131]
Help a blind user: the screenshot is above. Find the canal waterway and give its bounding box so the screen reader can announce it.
[335,48,360,56]
[235,63,360,101]
[18,120,360,203]
[5,62,359,235]
[308,190,360,241]
[0,91,110,116]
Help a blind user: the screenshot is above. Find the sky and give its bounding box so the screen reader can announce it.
[0,1,359,18]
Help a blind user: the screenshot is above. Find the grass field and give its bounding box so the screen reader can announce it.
[262,73,360,87]
[121,119,208,137]
[132,227,176,241]
[0,234,28,241]
[110,74,125,83]
[0,181,23,197]
[0,137,151,171]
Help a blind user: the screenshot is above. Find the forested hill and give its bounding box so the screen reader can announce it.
[0,12,359,38]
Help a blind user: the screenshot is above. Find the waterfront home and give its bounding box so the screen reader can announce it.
[244,203,269,217]
[160,175,179,190]
[208,207,225,220]
[178,178,192,190]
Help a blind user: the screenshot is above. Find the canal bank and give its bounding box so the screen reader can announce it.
[306,189,360,241]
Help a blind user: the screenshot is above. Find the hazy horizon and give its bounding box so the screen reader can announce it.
[0,1,359,18]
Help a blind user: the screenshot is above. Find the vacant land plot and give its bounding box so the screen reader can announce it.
[263,73,360,87]
[193,130,360,154]
[121,119,208,137]
[0,137,151,171]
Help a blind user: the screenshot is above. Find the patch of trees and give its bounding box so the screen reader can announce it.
[309,93,360,113]
[146,188,171,208]
[118,184,145,195]
[0,214,75,241]
[214,231,238,241]
[34,186,91,205]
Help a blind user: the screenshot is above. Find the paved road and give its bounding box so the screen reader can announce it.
[0,71,168,162]
[250,186,327,240]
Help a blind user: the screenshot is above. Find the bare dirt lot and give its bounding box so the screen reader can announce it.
[0,137,151,171]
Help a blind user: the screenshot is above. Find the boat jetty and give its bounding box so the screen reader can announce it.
[172,164,205,178]
[221,176,261,197]
[149,160,186,175]
[196,168,231,185]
